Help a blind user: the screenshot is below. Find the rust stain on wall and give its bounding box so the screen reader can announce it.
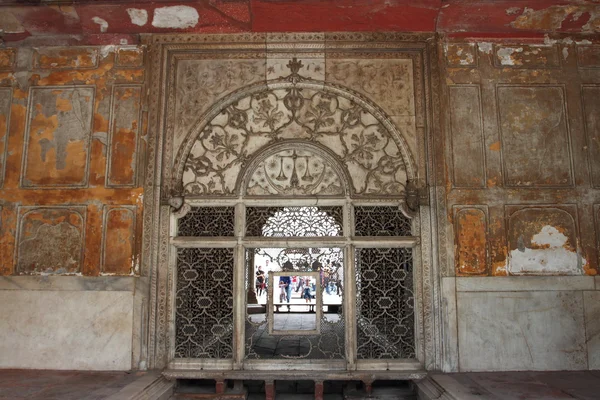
[35,47,99,70]
[489,141,501,151]
[102,207,135,275]
[0,49,16,70]
[0,45,145,276]
[116,47,145,68]
[455,208,488,276]
[0,206,17,275]
[82,204,102,276]
[108,85,141,187]
[445,43,477,67]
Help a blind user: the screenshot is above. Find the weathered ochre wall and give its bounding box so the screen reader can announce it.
[0,45,146,276]
[441,38,600,277]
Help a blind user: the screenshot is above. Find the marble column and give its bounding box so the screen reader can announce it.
[247,252,258,304]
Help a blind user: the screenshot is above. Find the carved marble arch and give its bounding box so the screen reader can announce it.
[172,77,418,201]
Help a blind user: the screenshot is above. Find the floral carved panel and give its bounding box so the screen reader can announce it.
[326,59,415,117]
[181,81,411,197]
[174,59,266,152]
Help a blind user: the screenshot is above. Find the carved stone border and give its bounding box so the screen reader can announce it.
[142,33,443,371]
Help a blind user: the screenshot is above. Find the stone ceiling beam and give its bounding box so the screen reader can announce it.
[0,0,598,44]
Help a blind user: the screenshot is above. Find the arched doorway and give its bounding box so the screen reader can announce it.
[164,62,427,376]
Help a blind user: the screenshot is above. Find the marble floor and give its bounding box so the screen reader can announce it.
[3,370,600,399]
[0,369,143,400]
[420,371,600,400]
[247,312,342,358]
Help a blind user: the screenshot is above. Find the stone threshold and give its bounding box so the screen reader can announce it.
[163,368,427,381]
[106,371,174,400]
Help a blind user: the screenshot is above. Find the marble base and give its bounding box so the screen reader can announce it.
[584,291,600,370]
[0,290,133,370]
[457,290,587,371]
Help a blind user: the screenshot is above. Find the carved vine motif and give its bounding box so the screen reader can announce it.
[182,84,409,197]
[327,60,414,116]
[175,60,264,140]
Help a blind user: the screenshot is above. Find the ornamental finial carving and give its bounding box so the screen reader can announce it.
[286,58,305,84]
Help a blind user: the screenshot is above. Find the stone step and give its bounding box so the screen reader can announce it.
[172,394,247,400]
[171,380,416,400]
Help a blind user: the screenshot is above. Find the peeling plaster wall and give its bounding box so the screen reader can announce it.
[0,44,146,370]
[443,39,599,278]
[0,45,145,277]
[441,37,600,372]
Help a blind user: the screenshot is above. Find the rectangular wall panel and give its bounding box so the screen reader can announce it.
[107,85,141,187]
[458,291,587,371]
[506,206,580,275]
[17,206,86,274]
[0,291,133,370]
[577,45,600,68]
[448,85,485,187]
[102,206,136,274]
[454,206,488,275]
[116,47,145,68]
[582,86,600,187]
[22,86,94,188]
[0,88,11,187]
[497,86,572,187]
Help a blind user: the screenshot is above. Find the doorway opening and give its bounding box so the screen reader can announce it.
[245,206,345,360]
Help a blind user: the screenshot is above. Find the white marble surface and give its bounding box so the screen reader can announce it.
[457,291,587,371]
[0,290,133,370]
[441,277,458,372]
[456,276,595,292]
[584,291,600,370]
